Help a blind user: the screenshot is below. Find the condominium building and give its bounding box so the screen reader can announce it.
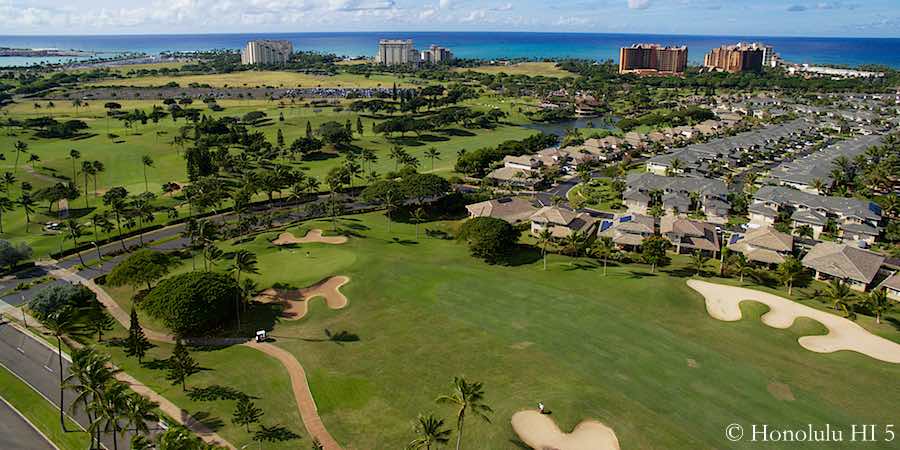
[375,39,419,66]
[240,40,293,65]
[619,44,688,75]
[421,45,454,64]
[704,43,766,73]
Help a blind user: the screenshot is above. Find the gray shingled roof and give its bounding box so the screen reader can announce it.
[769,135,883,186]
[755,186,881,221]
[801,242,885,284]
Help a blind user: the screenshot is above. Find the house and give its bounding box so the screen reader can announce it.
[485,166,539,189]
[530,206,597,239]
[597,213,655,251]
[661,216,720,256]
[801,242,885,291]
[727,226,794,265]
[465,197,540,224]
[575,94,602,117]
[881,273,900,301]
[625,173,730,223]
[502,155,542,171]
[751,186,882,242]
[768,135,883,193]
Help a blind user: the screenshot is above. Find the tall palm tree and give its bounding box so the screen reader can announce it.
[811,178,827,195]
[228,250,259,330]
[19,193,36,233]
[411,208,426,241]
[863,288,892,324]
[39,306,87,432]
[80,161,95,208]
[13,140,27,173]
[777,256,804,296]
[537,229,553,271]
[436,377,492,450]
[69,149,81,181]
[92,161,105,198]
[91,381,129,450]
[64,219,87,267]
[122,393,159,437]
[689,250,709,277]
[424,148,441,172]
[141,155,154,193]
[64,347,120,449]
[408,414,452,450]
[0,196,13,234]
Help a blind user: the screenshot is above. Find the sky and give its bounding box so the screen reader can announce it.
[1,0,898,37]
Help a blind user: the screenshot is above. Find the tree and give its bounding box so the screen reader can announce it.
[641,235,669,273]
[36,306,86,432]
[28,283,96,321]
[166,340,200,391]
[125,308,152,364]
[402,173,450,205]
[107,249,175,291]
[69,148,81,181]
[85,308,115,342]
[122,393,159,439]
[228,250,259,330]
[64,347,119,449]
[821,278,856,312]
[408,413,452,450]
[728,253,752,283]
[13,140,27,173]
[457,217,520,264]
[356,116,364,136]
[318,121,352,147]
[863,288,893,325]
[436,377,492,450]
[90,380,129,450]
[64,219,87,266]
[102,187,130,251]
[80,160,95,208]
[689,250,709,277]
[591,236,617,276]
[253,425,301,445]
[361,180,403,232]
[141,271,240,336]
[424,147,441,171]
[411,207,426,241]
[0,239,32,271]
[536,229,553,271]
[232,396,264,432]
[18,192,36,232]
[777,256,804,296]
[141,155,154,192]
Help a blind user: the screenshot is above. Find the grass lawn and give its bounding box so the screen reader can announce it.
[0,364,92,450]
[453,62,575,78]
[567,179,625,212]
[86,71,419,89]
[107,212,894,450]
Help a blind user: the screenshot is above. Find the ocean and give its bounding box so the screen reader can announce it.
[2,32,899,68]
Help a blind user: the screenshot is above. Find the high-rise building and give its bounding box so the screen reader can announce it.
[619,44,688,75]
[240,40,293,65]
[421,45,454,64]
[375,39,419,66]
[704,43,767,73]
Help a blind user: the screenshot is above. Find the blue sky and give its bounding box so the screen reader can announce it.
[1,0,898,37]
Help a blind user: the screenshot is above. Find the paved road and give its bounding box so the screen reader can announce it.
[0,395,56,450]
[0,320,136,449]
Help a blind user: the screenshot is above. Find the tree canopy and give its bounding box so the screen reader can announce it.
[457,217,520,263]
[106,249,176,290]
[141,271,240,336]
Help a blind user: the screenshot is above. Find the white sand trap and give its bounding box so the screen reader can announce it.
[512,410,620,450]
[272,229,348,245]
[688,280,900,364]
[256,276,350,319]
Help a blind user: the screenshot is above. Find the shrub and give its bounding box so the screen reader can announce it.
[141,271,239,336]
[106,249,175,290]
[29,284,97,321]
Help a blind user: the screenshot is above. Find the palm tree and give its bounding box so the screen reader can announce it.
[64,347,119,449]
[91,381,129,450]
[13,140,27,173]
[80,161,95,208]
[436,377,492,450]
[19,193,36,233]
[411,208,426,241]
[689,250,709,277]
[591,236,617,276]
[777,256,804,296]
[0,196,13,233]
[64,219,87,267]
[863,288,892,324]
[229,250,259,330]
[122,393,158,437]
[408,414,452,450]
[39,306,87,432]
[728,253,752,283]
[141,155,153,193]
[28,153,40,170]
[563,231,583,258]
[68,149,81,181]
[822,279,856,312]
[666,158,682,176]
[424,148,441,171]
[537,229,553,271]
[92,161,105,197]
[811,178,827,195]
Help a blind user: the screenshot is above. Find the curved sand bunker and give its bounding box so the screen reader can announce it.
[688,280,900,364]
[512,410,620,450]
[272,229,348,245]
[256,276,350,319]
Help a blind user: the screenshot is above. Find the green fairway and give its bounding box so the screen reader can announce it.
[453,62,575,78]
[0,364,91,450]
[107,212,900,449]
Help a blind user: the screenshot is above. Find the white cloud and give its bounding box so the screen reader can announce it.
[439,0,453,9]
[492,3,512,12]
[628,0,650,9]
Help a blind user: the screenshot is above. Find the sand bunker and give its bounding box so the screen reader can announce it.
[512,410,620,450]
[272,229,348,245]
[688,280,900,364]
[256,276,350,320]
